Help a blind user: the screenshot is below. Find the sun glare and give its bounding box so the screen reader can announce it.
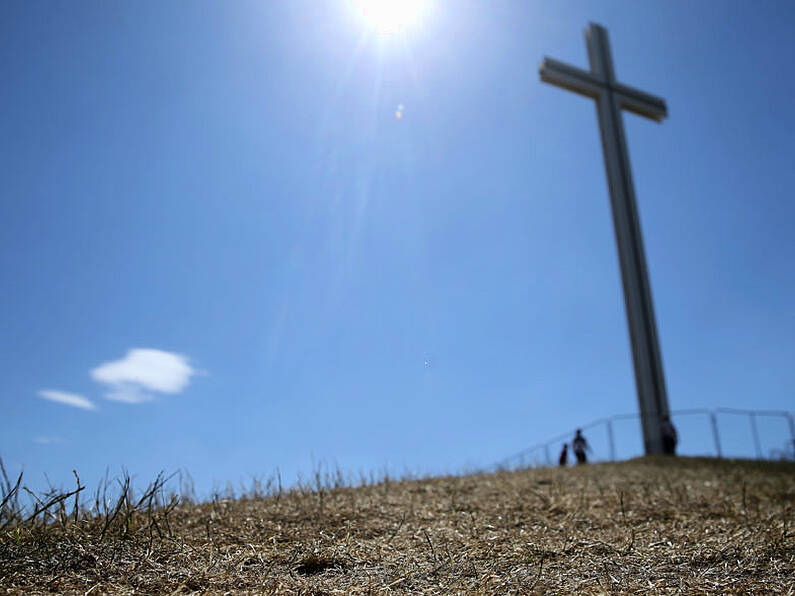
[355,0,427,35]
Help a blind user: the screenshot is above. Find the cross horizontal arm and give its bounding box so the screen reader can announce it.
[613,83,667,122]
[539,57,604,100]
[539,57,668,123]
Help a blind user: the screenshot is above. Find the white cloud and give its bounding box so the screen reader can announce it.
[38,390,96,411]
[102,383,156,404]
[91,348,196,403]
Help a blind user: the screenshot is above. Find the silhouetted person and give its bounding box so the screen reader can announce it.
[660,415,678,455]
[558,443,568,467]
[572,429,590,464]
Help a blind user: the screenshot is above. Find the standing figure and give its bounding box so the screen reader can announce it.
[572,429,590,464]
[558,443,568,467]
[660,415,678,455]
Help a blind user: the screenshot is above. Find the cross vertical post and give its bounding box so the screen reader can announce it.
[539,24,671,454]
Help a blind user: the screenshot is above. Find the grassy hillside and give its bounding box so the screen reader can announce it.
[1,457,793,594]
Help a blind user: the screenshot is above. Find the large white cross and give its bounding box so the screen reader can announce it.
[540,23,671,455]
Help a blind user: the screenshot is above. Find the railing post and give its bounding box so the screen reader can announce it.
[710,411,722,458]
[788,413,795,460]
[750,412,762,459]
[606,419,616,461]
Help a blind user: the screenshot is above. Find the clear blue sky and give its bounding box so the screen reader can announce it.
[2,0,793,496]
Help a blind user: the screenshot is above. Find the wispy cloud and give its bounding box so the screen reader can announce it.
[33,436,64,445]
[91,348,197,404]
[37,390,96,411]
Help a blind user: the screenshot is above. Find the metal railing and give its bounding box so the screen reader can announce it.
[493,407,795,471]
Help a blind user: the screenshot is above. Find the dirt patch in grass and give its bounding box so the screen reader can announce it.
[294,552,347,576]
[1,457,793,594]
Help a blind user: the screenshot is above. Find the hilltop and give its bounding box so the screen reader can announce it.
[1,457,793,594]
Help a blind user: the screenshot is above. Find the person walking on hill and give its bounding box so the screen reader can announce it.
[572,429,590,464]
[660,415,678,455]
[558,443,568,467]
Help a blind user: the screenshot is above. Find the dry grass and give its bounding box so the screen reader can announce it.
[1,457,793,594]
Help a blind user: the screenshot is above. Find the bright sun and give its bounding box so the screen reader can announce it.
[355,0,427,35]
